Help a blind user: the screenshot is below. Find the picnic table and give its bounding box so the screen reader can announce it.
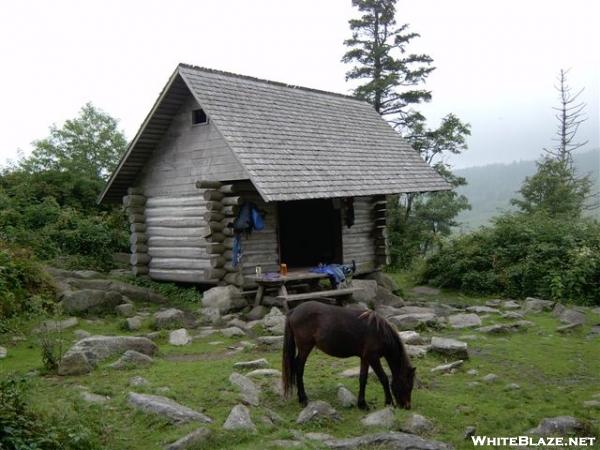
[253,270,361,311]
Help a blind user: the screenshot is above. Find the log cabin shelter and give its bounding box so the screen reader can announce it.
[100,64,448,288]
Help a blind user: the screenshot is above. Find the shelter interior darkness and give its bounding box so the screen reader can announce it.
[278,199,342,268]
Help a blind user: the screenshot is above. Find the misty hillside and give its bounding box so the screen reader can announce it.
[454,148,600,231]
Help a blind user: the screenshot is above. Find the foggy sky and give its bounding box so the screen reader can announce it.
[0,0,598,169]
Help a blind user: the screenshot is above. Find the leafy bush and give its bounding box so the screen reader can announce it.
[0,377,100,450]
[421,212,600,305]
[0,244,54,326]
[125,276,203,305]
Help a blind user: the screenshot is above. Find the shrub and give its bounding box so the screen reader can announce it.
[421,212,600,305]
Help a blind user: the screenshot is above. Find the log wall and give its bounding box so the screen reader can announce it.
[341,196,383,274]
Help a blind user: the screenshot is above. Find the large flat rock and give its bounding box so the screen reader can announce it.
[324,431,453,450]
[430,337,469,359]
[127,392,212,424]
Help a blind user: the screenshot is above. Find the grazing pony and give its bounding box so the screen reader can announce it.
[282,301,415,409]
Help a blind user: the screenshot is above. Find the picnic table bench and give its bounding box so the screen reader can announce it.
[253,270,362,312]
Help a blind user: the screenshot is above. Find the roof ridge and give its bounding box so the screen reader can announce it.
[177,63,366,102]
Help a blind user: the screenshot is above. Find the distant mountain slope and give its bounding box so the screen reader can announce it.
[454,149,600,230]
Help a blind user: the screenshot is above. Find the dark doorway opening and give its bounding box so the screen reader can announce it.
[278,199,343,268]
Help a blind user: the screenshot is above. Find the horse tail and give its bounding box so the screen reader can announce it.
[282,316,296,398]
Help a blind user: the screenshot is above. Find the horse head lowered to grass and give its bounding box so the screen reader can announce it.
[282,301,416,409]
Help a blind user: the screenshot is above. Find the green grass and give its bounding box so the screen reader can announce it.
[1,279,599,449]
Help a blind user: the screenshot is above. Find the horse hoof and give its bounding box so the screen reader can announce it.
[357,401,369,410]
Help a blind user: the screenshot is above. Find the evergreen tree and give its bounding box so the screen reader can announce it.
[342,0,471,267]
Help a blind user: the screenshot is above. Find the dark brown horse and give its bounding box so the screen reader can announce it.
[282,301,415,409]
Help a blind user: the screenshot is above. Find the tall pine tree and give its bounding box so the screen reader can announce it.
[343,0,471,267]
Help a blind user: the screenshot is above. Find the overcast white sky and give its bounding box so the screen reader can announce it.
[0,0,598,169]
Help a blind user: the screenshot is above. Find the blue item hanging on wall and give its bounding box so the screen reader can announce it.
[231,202,265,267]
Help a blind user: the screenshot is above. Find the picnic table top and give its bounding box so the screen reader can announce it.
[253,269,328,284]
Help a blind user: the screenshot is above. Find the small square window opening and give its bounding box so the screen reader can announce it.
[192,108,208,125]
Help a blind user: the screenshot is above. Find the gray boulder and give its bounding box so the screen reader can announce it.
[558,308,586,325]
[430,337,469,359]
[431,360,463,374]
[448,313,482,329]
[127,392,212,424]
[154,308,185,329]
[246,368,281,378]
[401,414,434,435]
[169,328,192,346]
[61,290,125,314]
[74,329,91,340]
[0,346,7,359]
[466,306,500,314]
[527,416,584,436]
[115,303,135,317]
[229,372,260,406]
[220,326,246,337]
[257,335,284,349]
[351,279,378,303]
[109,350,153,369]
[246,305,268,321]
[501,300,521,310]
[477,320,533,334]
[501,311,524,320]
[363,272,400,293]
[35,317,79,333]
[129,375,149,387]
[164,428,211,450]
[482,373,498,383]
[324,432,453,450]
[297,400,340,424]
[202,285,246,313]
[361,407,395,427]
[389,313,438,330]
[523,297,554,313]
[375,286,404,307]
[80,390,109,404]
[59,335,158,375]
[223,404,256,431]
[124,316,143,331]
[233,358,270,370]
[405,345,430,358]
[398,331,425,345]
[337,386,357,408]
[263,307,286,334]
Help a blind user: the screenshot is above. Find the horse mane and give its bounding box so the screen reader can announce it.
[359,309,412,368]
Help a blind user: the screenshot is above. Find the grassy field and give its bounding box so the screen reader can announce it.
[1,277,599,450]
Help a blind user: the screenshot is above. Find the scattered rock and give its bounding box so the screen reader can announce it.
[389,313,438,330]
[527,416,584,436]
[523,297,554,313]
[592,307,600,315]
[129,376,149,387]
[324,431,453,450]
[234,358,270,370]
[0,346,6,359]
[202,285,246,314]
[263,307,286,335]
[223,404,256,431]
[588,325,600,337]
[227,318,248,330]
[74,329,91,340]
[557,323,582,333]
[501,311,524,320]
[504,383,520,390]
[485,299,502,307]
[410,286,440,296]
[80,391,109,404]
[199,307,221,324]
[361,407,395,427]
[351,279,378,303]
[482,373,498,383]
[125,316,143,331]
[337,386,357,408]
[220,326,246,338]
[297,400,340,424]
[271,439,302,448]
[154,309,185,330]
[246,368,281,378]
[35,317,79,333]
[405,345,430,358]
[306,432,335,441]
[464,426,477,439]
[448,313,482,329]
[109,350,153,369]
[363,272,400,293]
[375,286,404,307]
[61,290,126,314]
[467,369,479,376]
[340,366,375,378]
[401,413,434,435]
[127,392,212,424]
[115,303,135,317]
[558,308,586,326]
[169,328,192,346]
[466,306,500,314]
[477,321,533,334]
[256,335,284,349]
[501,300,521,310]
[229,372,260,406]
[398,331,425,345]
[246,305,268,321]
[583,400,600,409]
[431,360,463,374]
[430,337,469,359]
[164,427,211,450]
[59,336,158,375]
[395,306,436,315]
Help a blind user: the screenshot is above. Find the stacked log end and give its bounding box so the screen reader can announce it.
[372,195,389,267]
[124,188,149,276]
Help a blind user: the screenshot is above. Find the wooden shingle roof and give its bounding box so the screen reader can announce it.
[101,64,449,203]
